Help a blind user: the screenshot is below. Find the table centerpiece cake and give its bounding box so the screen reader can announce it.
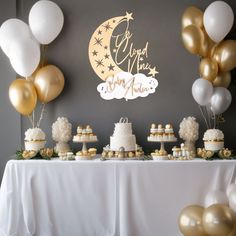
[203,129,224,151]
[24,128,46,151]
[101,117,144,160]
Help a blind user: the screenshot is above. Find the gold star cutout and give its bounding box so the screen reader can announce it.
[125,12,133,21]
[108,64,115,71]
[104,53,110,59]
[94,37,103,46]
[97,30,102,35]
[92,50,98,56]
[95,59,104,67]
[148,67,158,77]
[103,22,112,31]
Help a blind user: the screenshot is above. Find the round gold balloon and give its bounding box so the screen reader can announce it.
[182,6,203,29]
[213,40,236,72]
[212,72,231,88]
[34,65,65,103]
[9,79,37,116]
[199,58,218,82]
[182,25,214,57]
[202,204,235,236]
[178,205,207,236]
[200,29,215,57]
[182,25,204,55]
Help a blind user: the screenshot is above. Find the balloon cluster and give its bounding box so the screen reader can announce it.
[182,1,235,123]
[178,184,236,236]
[0,0,64,121]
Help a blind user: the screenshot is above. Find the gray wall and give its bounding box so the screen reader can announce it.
[0,0,236,177]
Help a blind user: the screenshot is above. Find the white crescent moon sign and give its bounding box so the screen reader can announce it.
[88,13,132,81]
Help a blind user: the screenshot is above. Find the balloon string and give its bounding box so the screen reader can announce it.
[27,115,34,128]
[37,103,46,128]
[205,106,212,129]
[32,110,35,128]
[198,105,209,129]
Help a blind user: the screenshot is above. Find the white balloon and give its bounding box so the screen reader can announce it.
[210,87,232,115]
[229,189,236,213]
[29,0,64,44]
[227,184,236,198]
[203,1,234,43]
[0,18,32,57]
[9,37,40,77]
[192,78,213,106]
[205,190,228,208]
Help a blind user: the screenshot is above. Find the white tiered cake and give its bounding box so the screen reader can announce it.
[110,118,136,151]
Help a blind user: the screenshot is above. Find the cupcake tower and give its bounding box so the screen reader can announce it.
[73,125,98,160]
[148,123,177,160]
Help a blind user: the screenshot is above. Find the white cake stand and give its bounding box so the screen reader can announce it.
[148,138,177,161]
[73,139,97,160]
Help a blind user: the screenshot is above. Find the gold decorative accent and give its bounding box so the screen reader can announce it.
[88,12,159,81]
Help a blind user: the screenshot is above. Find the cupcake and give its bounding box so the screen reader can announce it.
[24,128,46,151]
[203,129,224,151]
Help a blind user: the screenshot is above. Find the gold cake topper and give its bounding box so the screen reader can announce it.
[88,12,159,100]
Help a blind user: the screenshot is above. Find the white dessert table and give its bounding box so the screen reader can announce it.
[0,158,235,236]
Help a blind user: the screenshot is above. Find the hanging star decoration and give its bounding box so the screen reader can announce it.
[88,12,159,100]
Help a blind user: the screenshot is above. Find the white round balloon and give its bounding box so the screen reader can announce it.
[210,87,232,115]
[0,18,32,57]
[9,37,40,77]
[227,184,236,198]
[229,188,236,213]
[192,78,213,106]
[29,0,64,44]
[203,1,234,43]
[205,190,228,208]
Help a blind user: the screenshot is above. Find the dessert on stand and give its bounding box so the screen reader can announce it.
[101,117,144,160]
[148,123,177,160]
[168,143,194,160]
[73,125,98,160]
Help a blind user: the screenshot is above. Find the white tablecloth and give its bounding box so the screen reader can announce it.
[0,159,236,236]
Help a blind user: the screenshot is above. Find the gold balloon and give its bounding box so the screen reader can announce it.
[212,40,236,72]
[9,79,37,116]
[34,65,65,103]
[182,25,204,55]
[182,25,214,57]
[178,205,207,236]
[200,29,215,57]
[182,6,204,29]
[212,72,231,88]
[199,58,218,82]
[202,204,235,236]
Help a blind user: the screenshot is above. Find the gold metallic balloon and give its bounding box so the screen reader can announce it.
[212,40,236,72]
[9,79,37,116]
[199,58,218,82]
[200,29,215,57]
[178,205,207,236]
[182,25,214,57]
[182,6,203,29]
[202,204,235,236]
[212,72,231,88]
[182,25,204,55]
[34,65,65,103]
